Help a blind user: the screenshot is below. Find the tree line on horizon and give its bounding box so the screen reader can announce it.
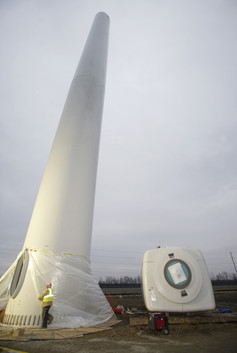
[211,271,237,281]
[99,275,141,284]
[98,271,237,284]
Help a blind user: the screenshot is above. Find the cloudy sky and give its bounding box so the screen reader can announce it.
[0,0,237,279]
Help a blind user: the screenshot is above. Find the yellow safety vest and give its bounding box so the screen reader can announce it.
[43,288,54,303]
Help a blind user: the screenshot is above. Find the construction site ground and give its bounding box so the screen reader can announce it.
[0,290,237,353]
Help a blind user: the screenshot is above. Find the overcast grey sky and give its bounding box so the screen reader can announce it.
[1,0,237,279]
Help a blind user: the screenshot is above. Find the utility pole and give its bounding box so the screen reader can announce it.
[230,252,237,274]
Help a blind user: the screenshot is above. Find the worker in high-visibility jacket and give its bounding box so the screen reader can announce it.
[38,282,54,328]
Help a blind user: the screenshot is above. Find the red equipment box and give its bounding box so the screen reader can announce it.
[148,313,169,334]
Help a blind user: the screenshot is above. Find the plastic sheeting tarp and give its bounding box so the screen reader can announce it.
[30,250,114,327]
[1,249,113,328]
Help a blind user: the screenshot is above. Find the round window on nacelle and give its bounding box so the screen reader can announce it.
[10,250,29,299]
[164,259,192,289]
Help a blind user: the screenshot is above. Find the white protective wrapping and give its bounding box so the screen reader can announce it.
[29,250,113,328]
[1,249,113,328]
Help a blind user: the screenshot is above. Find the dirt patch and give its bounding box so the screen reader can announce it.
[0,291,236,353]
[1,321,237,353]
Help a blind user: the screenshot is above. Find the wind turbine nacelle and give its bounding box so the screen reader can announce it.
[142,247,215,312]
